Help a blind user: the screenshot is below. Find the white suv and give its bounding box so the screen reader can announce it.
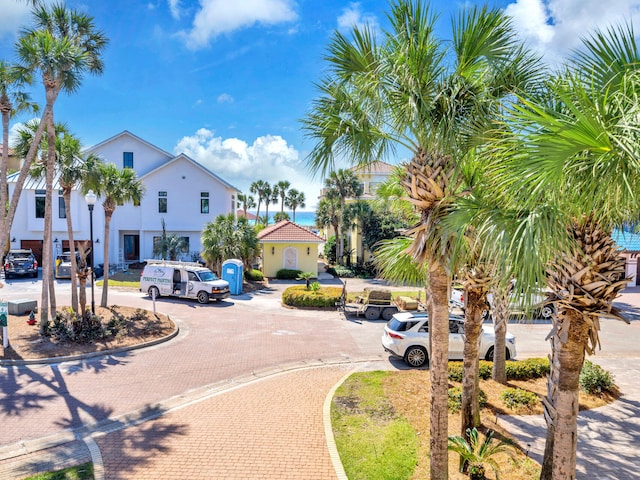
[381,311,516,367]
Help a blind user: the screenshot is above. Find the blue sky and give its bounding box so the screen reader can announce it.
[2,0,640,210]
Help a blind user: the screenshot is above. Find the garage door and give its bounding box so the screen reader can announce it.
[21,240,43,265]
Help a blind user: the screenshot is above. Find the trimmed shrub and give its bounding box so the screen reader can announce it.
[501,388,539,411]
[333,266,355,278]
[324,236,337,264]
[276,268,303,280]
[282,285,344,308]
[580,360,615,394]
[448,386,487,413]
[505,357,550,381]
[245,269,264,281]
[448,361,493,382]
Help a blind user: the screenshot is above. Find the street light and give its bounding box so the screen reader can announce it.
[85,190,97,314]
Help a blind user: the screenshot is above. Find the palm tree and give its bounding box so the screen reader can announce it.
[448,428,514,480]
[0,60,37,262]
[201,213,259,273]
[285,189,305,222]
[15,121,86,312]
[263,184,275,226]
[301,2,540,476]
[238,193,256,219]
[315,190,341,263]
[274,180,290,213]
[17,1,107,329]
[324,169,362,265]
[85,162,144,308]
[250,180,269,225]
[487,24,640,479]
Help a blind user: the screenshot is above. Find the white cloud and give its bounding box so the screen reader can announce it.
[0,0,31,41]
[217,93,234,104]
[167,0,182,20]
[174,129,321,209]
[337,2,379,33]
[181,0,298,49]
[505,0,640,65]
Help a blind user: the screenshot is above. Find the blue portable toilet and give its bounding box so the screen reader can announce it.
[222,259,243,295]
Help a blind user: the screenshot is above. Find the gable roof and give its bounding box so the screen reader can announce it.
[139,153,239,191]
[237,209,258,220]
[82,130,174,159]
[258,220,324,243]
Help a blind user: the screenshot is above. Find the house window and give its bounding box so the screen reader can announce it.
[58,195,66,219]
[123,152,133,169]
[158,191,167,213]
[35,190,45,218]
[201,192,209,214]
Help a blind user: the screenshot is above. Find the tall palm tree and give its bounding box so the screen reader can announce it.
[301,2,540,476]
[85,162,144,307]
[324,169,362,265]
[262,183,274,226]
[274,180,290,213]
[17,1,107,329]
[250,180,268,225]
[0,60,38,262]
[237,193,256,219]
[488,23,640,479]
[285,189,305,222]
[315,191,341,263]
[14,121,87,312]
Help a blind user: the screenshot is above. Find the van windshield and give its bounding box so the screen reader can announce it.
[198,270,218,282]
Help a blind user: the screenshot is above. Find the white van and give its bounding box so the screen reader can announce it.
[140,260,230,304]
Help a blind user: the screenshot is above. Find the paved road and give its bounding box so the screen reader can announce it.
[0,276,639,479]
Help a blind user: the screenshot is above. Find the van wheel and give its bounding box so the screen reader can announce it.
[148,286,160,299]
[197,291,210,304]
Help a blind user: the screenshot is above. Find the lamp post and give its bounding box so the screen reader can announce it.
[85,190,97,314]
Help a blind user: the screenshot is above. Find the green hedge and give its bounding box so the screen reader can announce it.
[448,361,493,382]
[276,268,303,279]
[282,285,344,308]
[245,269,264,281]
[505,357,550,380]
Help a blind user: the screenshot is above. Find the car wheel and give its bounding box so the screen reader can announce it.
[540,305,554,319]
[148,286,160,299]
[197,291,210,304]
[485,346,511,361]
[404,346,428,368]
[364,307,380,320]
[381,307,396,321]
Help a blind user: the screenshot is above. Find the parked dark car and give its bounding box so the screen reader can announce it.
[4,249,38,278]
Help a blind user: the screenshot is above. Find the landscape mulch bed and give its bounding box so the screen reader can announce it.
[0,305,175,362]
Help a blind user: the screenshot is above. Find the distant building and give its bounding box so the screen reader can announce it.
[258,220,324,277]
[0,145,21,172]
[8,130,239,267]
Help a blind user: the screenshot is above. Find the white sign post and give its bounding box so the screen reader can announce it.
[0,301,8,349]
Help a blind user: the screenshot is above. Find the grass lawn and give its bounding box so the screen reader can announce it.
[333,367,618,480]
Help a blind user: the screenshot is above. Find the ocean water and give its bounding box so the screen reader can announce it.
[250,210,316,226]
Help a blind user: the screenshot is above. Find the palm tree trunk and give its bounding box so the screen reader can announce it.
[337,200,345,265]
[100,212,112,307]
[491,285,510,384]
[0,107,9,262]
[78,272,88,315]
[541,308,587,480]
[63,190,79,311]
[45,116,57,318]
[461,288,484,436]
[429,261,450,480]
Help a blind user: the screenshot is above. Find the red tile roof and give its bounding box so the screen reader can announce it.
[350,160,396,175]
[237,209,258,220]
[258,220,324,243]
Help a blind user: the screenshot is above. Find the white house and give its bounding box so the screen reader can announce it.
[7,130,239,268]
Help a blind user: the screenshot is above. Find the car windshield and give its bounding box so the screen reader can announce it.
[198,270,218,282]
[387,318,420,332]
